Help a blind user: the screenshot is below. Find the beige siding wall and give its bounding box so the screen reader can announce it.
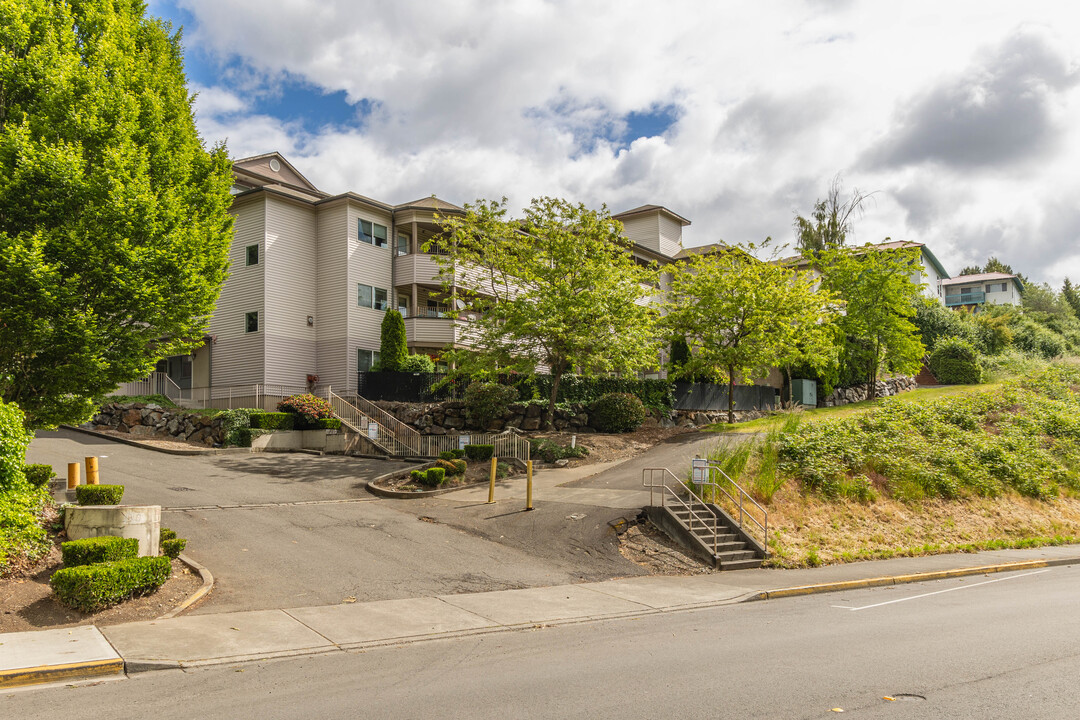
[658,215,683,258]
[264,198,318,386]
[315,202,350,389]
[621,214,660,253]
[348,203,395,390]
[209,199,265,386]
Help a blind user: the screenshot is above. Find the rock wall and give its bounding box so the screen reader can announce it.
[816,376,917,408]
[90,402,225,446]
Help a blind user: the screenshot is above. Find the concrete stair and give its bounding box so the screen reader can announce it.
[648,499,766,571]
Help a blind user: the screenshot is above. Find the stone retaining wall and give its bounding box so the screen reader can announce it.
[816,376,918,408]
[91,402,225,446]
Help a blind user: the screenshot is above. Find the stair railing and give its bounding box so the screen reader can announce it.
[642,467,720,557]
[691,462,768,552]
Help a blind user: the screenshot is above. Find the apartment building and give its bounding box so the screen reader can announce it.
[169,153,692,397]
[940,272,1024,310]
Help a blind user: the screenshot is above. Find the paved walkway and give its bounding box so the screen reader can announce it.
[4,543,1078,689]
[440,431,727,509]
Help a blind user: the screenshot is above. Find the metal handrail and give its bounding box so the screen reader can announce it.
[642,467,720,556]
[332,389,422,451]
[693,463,768,551]
[327,390,408,456]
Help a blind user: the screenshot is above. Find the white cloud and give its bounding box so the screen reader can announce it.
[171,0,1080,284]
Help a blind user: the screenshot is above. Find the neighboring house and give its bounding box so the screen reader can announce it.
[940,272,1024,310]
[781,240,950,302]
[153,153,694,399]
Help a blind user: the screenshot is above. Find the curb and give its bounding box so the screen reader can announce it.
[0,658,125,690]
[749,557,1079,601]
[157,554,215,620]
[59,425,232,456]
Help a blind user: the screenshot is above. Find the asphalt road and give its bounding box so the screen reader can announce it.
[6,567,1077,718]
[27,430,645,614]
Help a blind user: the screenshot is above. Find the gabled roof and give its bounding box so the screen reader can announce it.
[674,242,731,259]
[395,197,465,213]
[941,272,1022,288]
[613,204,691,227]
[233,152,320,193]
[779,240,949,278]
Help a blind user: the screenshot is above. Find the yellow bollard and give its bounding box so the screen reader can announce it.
[486,456,497,504]
[67,462,80,489]
[525,460,533,511]
[85,456,99,485]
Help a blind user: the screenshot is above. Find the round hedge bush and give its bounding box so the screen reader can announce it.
[929,337,982,385]
[591,393,646,433]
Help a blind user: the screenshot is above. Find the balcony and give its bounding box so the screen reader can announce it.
[403,313,478,347]
[944,291,984,307]
[394,253,444,286]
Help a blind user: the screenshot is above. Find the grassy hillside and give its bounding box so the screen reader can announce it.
[706,363,1080,567]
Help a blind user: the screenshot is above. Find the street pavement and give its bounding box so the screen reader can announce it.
[5,558,1079,718]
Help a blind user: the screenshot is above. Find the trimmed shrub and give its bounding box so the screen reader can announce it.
[399,354,436,373]
[161,538,186,559]
[61,536,139,567]
[438,449,465,460]
[219,407,258,447]
[277,394,335,422]
[307,417,341,430]
[378,309,408,371]
[51,556,172,612]
[591,393,646,432]
[248,412,295,430]
[423,467,446,487]
[75,484,124,506]
[929,338,982,385]
[160,528,177,542]
[464,382,518,429]
[464,444,494,461]
[24,463,54,488]
[409,469,426,484]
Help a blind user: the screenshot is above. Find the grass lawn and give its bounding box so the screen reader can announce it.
[708,382,1002,434]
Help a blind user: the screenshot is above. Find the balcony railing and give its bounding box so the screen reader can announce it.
[944,291,985,307]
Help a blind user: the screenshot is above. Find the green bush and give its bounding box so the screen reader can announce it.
[377,309,408,371]
[306,417,341,430]
[219,408,259,447]
[929,338,983,385]
[277,394,335,424]
[160,527,177,542]
[464,444,494,461]
[496,461,511,479]
[409,469,426,484]
[591,392,646,432]
[464,382,518,429]
[51,556,172,612]
[61,536,138,567]
[161,538,186,559]
[248,412,295,430]
[423,467,446,487]
[439,449,465,460]
[75,484,124,506]
[24,463,54,488]
[399,354,436,373]
[0,399,50,575]
[528,438,589,463]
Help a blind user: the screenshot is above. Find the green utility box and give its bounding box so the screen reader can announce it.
[790,378,817,408]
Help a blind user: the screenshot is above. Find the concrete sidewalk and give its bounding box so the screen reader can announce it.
[4,543,1078,689]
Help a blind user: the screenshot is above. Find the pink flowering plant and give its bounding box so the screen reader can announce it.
[277,393,335,426]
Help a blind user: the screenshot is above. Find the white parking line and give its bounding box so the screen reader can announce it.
[831,569,1052,611]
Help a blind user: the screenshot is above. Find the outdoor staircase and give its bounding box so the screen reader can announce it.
[642,467,768,571]
[326,389,422,457]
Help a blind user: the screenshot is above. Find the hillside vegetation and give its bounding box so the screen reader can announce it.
[709,362,1080,567]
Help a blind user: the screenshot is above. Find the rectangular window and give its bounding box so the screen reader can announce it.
[357,349,382,372]
[245,244,259,266]
[357,284,372,308]
[397,232,410,256]
[374,288,388,311]
[179,356,192,379]
[359,219,388,247]
[245,311,259,333]
[398,295,410,316]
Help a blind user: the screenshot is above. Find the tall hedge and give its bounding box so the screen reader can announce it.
[929,338,982,385]
[378,309,408,371]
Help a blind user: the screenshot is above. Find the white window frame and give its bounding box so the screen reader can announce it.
[357,348,381,372]
[358,284,373,308]
[359,219,389,247]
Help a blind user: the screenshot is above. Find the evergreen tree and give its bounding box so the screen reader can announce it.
[378,309,408,371]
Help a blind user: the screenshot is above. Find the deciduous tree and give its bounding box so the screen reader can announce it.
[434,197,661,426]
[0,0,233,427]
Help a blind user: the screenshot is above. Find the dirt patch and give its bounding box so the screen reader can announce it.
[529,427,690,467]
[0,539,202,633]
[762,483,1080,568]
[618,520,713,575]
[79,427,215,452]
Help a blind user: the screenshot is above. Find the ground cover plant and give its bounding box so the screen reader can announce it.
[0,399,51,575]
[702,364,1080,567]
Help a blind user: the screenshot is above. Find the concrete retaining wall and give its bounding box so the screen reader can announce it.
[65,505,161,557]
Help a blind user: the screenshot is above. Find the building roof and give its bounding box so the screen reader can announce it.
[395,197,465,213]
[674,242,732,259]
[779,240,950,278]
[613,204,691,227]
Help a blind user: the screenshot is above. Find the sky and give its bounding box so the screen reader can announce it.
[147,0,1080,287]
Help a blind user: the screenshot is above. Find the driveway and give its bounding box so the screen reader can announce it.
[29,430,650,614]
